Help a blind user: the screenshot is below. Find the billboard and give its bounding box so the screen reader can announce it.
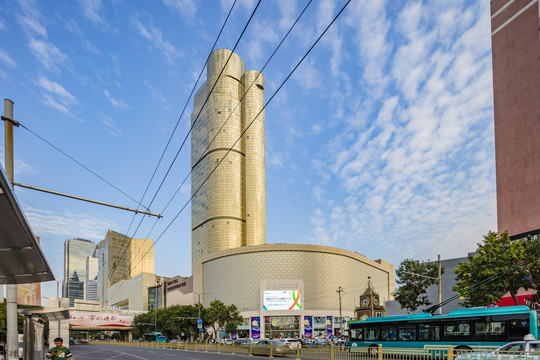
[263,290,301,310]
[70,312,135,329]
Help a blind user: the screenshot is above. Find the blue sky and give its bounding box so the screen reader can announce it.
[0,0,495,300]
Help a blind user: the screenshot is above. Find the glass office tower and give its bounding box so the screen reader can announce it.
[191,49,266,263]
[63,238,96,307]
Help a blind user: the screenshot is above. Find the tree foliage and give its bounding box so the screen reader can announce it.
[132,301,244,340]
[453,231,540,307]
[394,258,442,314]
[206,300,243,339]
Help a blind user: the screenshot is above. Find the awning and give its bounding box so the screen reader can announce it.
[18,307,70,321]
[0,165,54,284]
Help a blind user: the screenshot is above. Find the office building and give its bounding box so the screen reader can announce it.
[191,48,266,264]
[63,238,97,307]
[86,256,99,300]
[491,0,540,239]
[96,230,154,308]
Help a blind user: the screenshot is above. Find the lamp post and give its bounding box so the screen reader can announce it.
[403,255,442,314]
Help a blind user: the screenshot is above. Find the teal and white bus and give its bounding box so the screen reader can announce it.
[349,306,538,354]
[143,332,167,343]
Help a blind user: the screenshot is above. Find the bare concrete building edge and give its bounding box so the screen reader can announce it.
[191,49,266,264]
[491,0,540,239]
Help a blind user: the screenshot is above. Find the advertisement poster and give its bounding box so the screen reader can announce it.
[70,312,135,329]
[263,290,301,310]
[304,316,313,338]
[326,316,333,336]
[251,317,261,339]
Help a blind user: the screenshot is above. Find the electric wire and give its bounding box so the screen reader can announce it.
[19,123,149,211]
[139,0,314,241]
[101,0,240,297]
[104,0,262,300]
[123,0,353,288]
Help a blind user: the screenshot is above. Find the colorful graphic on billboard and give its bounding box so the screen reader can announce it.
[70,312,135,329]
[251,317,261,339]
[17,283,41,306]
[263,290,301,310]
[304,316,313,338]
[326,316,333,336]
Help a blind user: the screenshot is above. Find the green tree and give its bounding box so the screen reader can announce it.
[453,231,539,307]
[394,258,442,313]
[206,300,243,339]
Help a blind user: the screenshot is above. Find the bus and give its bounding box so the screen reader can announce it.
[348,306,538,354]
[143,332,167,343]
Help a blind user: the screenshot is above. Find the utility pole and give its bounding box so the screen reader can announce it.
[438,255,442,315]
[4,99,19,360]
[337,286,344,337]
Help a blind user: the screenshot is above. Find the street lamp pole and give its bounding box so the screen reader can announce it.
[403,255,442,315]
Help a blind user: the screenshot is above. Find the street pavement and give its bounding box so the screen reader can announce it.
[69,344,293,360]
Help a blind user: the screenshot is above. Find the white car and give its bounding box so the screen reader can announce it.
[282,338,301,350]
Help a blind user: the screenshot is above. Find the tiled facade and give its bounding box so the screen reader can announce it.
[193,243,394,338]
[192,49,266,263]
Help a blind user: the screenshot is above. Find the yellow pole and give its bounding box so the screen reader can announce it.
[218,342,221,353]
[448,346,454,360]
[296,344,300,360]
[331,343,335,360]
[269,343,274,359]
[249,342,253,357]
[195,340,198,352]
[232,341,235,355]
[205,341,208,352]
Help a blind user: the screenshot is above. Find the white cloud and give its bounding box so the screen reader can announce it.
[76,0,107,28]
[132,18,182,63]
[103,89,130,110]
[16,0,47,37]
[28,38,68,72]
[163,0,199,23]
[0,48,17,68]
[100,113,123,136]
[307,1,496,264]
[23,206,118,241]
[36,76,77,104]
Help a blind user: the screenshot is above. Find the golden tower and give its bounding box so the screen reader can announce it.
[191,49,266,263]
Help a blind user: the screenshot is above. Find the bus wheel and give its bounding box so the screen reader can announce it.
[369,345,379,357]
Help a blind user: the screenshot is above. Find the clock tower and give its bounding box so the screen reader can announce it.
[355,277,385,319]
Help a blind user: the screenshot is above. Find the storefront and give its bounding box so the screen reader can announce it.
[264,316,300,339]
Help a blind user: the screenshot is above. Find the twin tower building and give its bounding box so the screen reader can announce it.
[191,49,266,262]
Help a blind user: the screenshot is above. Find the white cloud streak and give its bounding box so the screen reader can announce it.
[132,18,182,63]
[103,89,130,110]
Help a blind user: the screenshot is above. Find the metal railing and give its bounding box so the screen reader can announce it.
[87,341,540,360]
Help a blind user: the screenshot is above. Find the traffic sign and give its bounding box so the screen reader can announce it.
[197,318,202,329]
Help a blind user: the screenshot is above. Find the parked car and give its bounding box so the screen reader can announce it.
[457,335,540,360]
[253,340,291,356]
[69,338,75,345]
[282,338,301,350]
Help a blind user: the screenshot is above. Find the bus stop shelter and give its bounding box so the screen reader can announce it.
[0,166,55,359]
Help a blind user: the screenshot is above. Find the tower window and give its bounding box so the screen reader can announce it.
[218,111,221,114]
[246,136,249,139]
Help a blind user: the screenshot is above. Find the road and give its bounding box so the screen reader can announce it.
[69,344,304,360]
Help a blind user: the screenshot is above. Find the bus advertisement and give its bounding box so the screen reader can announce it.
[143,332,167,343]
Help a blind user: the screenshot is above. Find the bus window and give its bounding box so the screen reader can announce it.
[365,326,381,341]
[350,327,364,341]
[473,320,506,341]
[418,323,440,341]
[381,325,397,341]
[398,325,416,341]
[443,321,471,341]
[508,319,529,340]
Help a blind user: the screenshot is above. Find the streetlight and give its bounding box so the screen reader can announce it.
[403,254,442,314]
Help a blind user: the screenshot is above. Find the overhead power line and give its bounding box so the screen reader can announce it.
[125,0,353,286]
[104,0,251,296]
[19,123,150,212]
[139,0,315,241]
